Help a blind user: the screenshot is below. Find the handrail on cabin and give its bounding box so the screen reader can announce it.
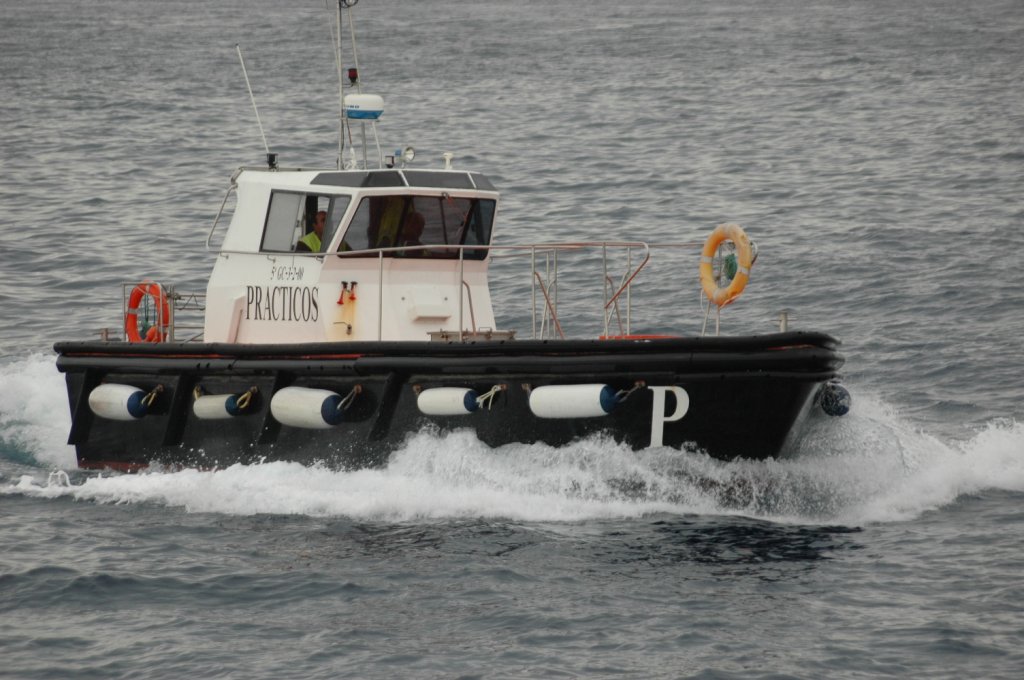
[205,182,238,252]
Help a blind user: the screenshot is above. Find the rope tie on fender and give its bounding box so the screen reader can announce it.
[475,384,507,410]
[615,380,645,404]
[141,385,164,408]
[235,387,258,411]
[337,385,362,412]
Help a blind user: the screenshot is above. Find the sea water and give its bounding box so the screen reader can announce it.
[2,0,1023,678]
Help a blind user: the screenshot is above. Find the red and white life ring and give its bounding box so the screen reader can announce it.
[124,281,170,343]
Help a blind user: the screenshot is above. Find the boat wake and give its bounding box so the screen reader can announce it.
[3,354,1023,525]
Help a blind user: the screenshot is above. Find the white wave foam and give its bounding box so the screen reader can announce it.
[787,397,1024,523]
[3,366,1022,525]
[0,354,76,468]
[851,417,1024,523]
[3,432,710,522]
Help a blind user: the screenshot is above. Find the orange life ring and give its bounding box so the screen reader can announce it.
[125,281,170,343]
[699,223,753,307]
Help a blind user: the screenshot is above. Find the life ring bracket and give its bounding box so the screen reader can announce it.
[698,223,754,307]
[124,280,171,343]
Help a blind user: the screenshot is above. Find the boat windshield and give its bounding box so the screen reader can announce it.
[339,195,495,260]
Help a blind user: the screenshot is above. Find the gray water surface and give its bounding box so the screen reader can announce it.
[2,0,1023,678]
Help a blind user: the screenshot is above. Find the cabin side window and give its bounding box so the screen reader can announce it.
[260,191,351,253]
[338,195,495,260]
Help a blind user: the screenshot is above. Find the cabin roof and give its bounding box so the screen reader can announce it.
[311,169,497,191]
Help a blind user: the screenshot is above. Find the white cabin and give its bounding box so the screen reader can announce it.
[204,167,501,344]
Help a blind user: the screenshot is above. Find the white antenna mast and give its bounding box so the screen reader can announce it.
[332,0,384,170]
[345,3,368,168]
[348,7,385,169]
[331,1,346,169]
[334,0,361,169]
[235,44,276,168]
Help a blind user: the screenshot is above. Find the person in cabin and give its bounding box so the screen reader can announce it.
[374,197,405,247]
[296,210,326,252]
[401,212,425,246]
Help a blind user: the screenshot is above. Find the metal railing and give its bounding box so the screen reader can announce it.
[326,240,653,341]
[210,240,665,341]
[154,239,721,343]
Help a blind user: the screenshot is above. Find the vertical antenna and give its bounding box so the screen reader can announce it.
[333,1,345,169]
[236,45,272,163]
[347,2,369,169]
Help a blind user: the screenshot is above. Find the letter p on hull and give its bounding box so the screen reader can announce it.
[648,386,689,448]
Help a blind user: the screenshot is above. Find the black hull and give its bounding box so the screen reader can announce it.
[54,332,844,471]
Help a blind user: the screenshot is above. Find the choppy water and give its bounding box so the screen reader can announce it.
[2,0,1023,678]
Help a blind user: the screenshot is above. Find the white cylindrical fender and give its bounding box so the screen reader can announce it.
[270,387,345,429]
[528,384,618,419]
[88,383,150,420]
[193,394,247,420]
[417,387,479,416]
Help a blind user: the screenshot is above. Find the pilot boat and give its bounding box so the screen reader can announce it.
[54,1,848,472]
